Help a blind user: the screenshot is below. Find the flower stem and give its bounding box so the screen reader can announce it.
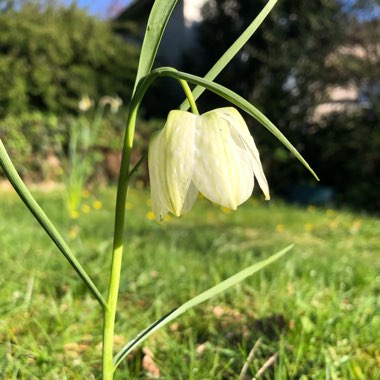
[101,71,188,378]
[179,79,199,115]
[102,104,138,379]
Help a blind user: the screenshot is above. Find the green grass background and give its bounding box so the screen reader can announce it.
[0,188,379,379]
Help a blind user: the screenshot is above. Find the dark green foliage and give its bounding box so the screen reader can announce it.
[304,111,380,212]
[192,0,344,117]
[0,2,138,117]
[0,107,162,185]
[183,0,348,188]
[0,112,65,180]
[0,110,130,182]
[190,0,379,212]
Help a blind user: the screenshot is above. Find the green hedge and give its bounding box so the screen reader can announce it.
[0,110,164,183]
[0,112,65,180]
[0,3,138,117]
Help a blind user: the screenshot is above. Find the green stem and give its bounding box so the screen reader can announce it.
[128,154,147,178]
[102,84,147,378]
[179,80,199,115]
[101,73,168,377]
[101,71,216,377]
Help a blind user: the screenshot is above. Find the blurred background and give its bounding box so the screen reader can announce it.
[1,3,379,378]
[0,0,379,212]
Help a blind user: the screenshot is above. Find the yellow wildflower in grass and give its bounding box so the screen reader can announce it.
[221,206,232,215]
[81,204,91,214]
[82,190,91,198]
[276,224,285,232]
[69,210,80,219]
[146,211,155,221]
[93,200,103,210]
[148,107,269,222]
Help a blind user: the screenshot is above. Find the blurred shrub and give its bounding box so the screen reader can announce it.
[0,2,138,117]
[1,108,377,213]
[0,109,164,185]
[0,112,66,180]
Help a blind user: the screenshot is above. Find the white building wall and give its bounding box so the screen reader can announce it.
[158,0,207,66]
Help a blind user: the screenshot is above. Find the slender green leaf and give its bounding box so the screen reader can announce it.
[132,0,178,94]
[148,67,319,180]
[128,154,147,178]
[180,0,279,110]
[113,244,293,368]
[0,140,107,310]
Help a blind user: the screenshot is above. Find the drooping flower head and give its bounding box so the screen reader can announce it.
[78,95,94,112]
[148,107,269,221]
[100,96,123,113]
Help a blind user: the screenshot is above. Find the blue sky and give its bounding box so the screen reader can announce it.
[63,0,379,20]
[62,0,132,18]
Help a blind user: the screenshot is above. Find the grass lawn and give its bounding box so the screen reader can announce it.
[0,187,379,379]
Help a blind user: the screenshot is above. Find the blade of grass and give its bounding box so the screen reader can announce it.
[128,154,147,179]
[0,140,107,310]
[113,244,293,368]
[132,0,178,94]
[180,0,279,110]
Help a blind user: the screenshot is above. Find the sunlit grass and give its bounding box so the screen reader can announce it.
[0,187,379,379]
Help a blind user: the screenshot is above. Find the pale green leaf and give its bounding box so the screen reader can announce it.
[132,0,178,94]
[0,140,107,310]
[113,244,293,368]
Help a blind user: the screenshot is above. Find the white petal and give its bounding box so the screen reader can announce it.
[192,111,254,209]
[162,110,196,216]
[180,181,199,214]
[213,107,270,200]
[148,131,169,221]
[230,145,256,206]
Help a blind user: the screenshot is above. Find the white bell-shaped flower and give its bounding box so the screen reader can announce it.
[148,107,270,221]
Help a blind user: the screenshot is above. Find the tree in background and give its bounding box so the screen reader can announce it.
[0,1,139,184]
[0,1,139,117]
[190,0,379,211]
[193,0,344,116]
[328,0,380,113]
[309,0,380,211]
